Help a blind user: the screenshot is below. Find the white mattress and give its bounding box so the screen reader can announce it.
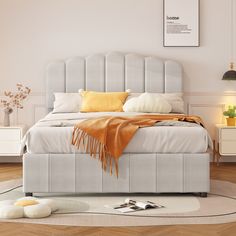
[24,112,210,154]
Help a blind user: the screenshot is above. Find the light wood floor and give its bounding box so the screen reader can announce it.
[0,163,236,236]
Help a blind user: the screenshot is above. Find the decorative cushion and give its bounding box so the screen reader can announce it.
[53,93,82,113]
[123,93,172,113]
[0,205,24,219]
[0,200,15,206]
[15,199,39,207]
[24,204,52,218]
[160,93,184,113]
[126,92,184,113]
[80,91,129,112]
[16,197,38,201]
[0,198,57,219]
[37,199,58,212]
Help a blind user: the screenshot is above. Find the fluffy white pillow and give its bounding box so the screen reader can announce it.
[0,200,15,207]
[123,93,172,113]
[16,197,38,202]
[53,93,82,113]
[0,198,58,219]
[24,204,51,218]
[37,199,58,212]
[126,93,184,113]
[0,205,24,219]
[159,93,184,113]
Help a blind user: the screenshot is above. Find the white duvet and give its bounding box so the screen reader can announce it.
[23,112,212,154]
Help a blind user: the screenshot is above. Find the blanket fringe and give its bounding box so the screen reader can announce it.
[72,127,119,177]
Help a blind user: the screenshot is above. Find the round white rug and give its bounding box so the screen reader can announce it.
[0,179,235,226]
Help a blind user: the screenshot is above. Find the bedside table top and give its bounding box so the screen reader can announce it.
[216,124,236,129]
[0,125,27,137]
[0,124,26,129]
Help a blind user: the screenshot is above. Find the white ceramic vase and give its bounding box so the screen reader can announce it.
[3,108,13,127]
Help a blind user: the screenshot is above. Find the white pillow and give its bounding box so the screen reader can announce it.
[37,199,58,212]
[53,93,82,113]
[123,93,172,113]
[159,93,184,113]
[0,205,24,219]
[16,197,38,202]
[126,93,184,113]
[24,204,51,218]
[0,200,15,207]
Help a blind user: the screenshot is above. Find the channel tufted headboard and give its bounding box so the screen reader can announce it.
[46,52,182,110]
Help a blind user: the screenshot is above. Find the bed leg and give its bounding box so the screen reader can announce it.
[25,192,33,197]
[199,192,207,198]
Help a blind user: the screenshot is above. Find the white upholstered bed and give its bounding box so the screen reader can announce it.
[23,52,210,197]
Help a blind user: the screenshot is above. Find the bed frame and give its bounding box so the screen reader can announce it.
[23,52,209,197]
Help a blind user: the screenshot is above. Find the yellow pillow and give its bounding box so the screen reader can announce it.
[15,200,39,207]
[80,91,129,112]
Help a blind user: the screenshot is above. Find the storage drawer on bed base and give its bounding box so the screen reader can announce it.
[102,154,129,192]
[76,154,102,192]
[157,154,184,192]
[23,153,209,193]
[23,154,49,193]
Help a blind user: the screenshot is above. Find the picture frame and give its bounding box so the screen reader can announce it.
[163,0,200,47]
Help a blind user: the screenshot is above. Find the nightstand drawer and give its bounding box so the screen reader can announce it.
[0,142,21,155]
[220,141,236,155]
[221,129,236,140]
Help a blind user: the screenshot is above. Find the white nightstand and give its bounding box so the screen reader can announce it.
[0,125,26,156]
[215,124,236,164]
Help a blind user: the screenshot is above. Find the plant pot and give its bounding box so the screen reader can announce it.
[226,117,236,126]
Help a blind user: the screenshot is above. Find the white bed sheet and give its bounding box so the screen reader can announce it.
[24,112,210,154]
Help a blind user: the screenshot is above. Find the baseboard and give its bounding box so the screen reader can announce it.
[216,156,236,162]
[210,155,236,162]
[0,156,22,163]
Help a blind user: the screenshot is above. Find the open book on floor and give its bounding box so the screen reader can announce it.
[105,198,164,213]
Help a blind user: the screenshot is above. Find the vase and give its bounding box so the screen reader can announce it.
[3,108,13,127]
[226,117,236,126]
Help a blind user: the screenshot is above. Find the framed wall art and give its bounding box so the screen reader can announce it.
[163,0,200,47]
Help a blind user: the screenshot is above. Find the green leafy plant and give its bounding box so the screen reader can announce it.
[223,105,236,118]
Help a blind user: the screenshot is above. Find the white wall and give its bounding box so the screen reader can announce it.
[0,0,236,139]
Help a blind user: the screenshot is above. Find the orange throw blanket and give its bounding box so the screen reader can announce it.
[72,114,204,176]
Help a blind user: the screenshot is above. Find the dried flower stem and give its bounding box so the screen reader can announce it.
[0,84,31,110]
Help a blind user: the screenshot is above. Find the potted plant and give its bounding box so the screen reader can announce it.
[223,105,236,126]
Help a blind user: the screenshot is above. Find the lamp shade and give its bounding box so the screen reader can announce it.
[222,63,236,80]
[222,70,236,80]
